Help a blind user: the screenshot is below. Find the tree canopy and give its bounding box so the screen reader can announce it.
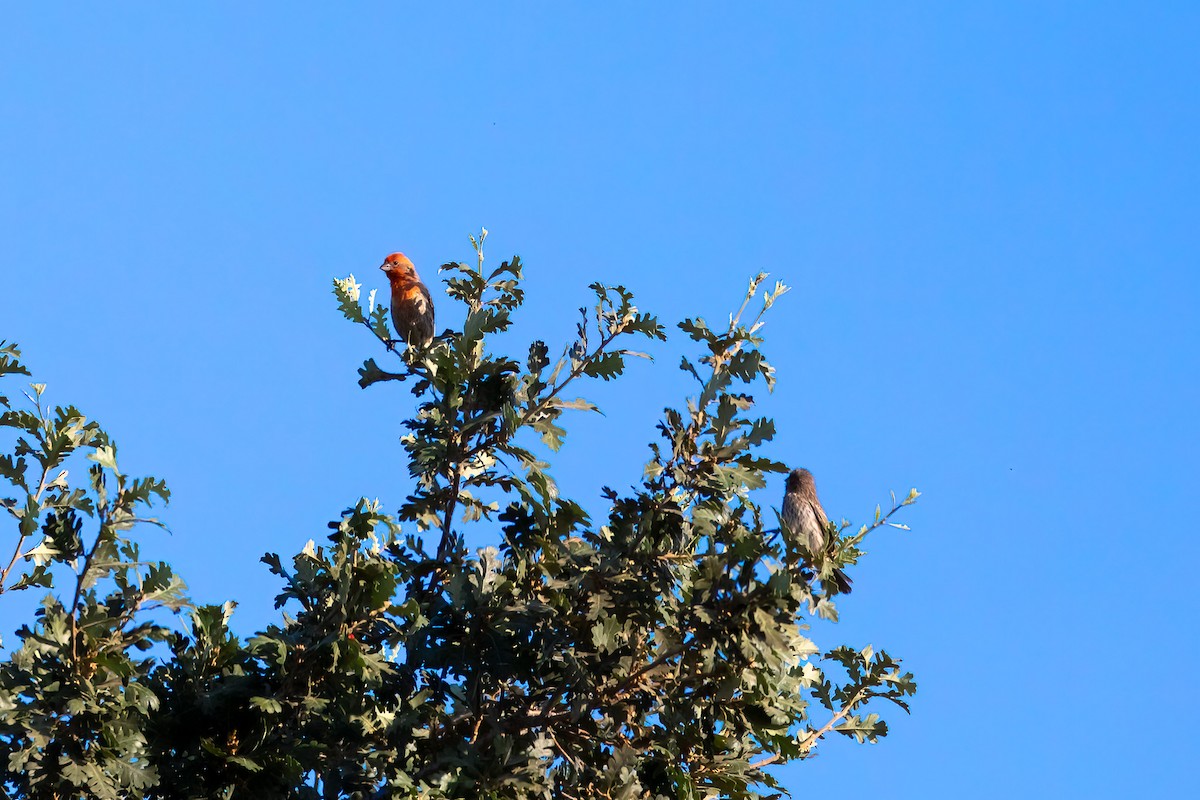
[0,232,918,799]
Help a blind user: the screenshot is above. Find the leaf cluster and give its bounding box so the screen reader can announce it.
[0,342,186,798]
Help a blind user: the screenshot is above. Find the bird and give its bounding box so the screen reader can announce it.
[379,252,435,350]
[781,468,852,594]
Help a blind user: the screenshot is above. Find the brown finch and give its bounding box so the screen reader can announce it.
[379,252,435,350]
[782,468,852,595]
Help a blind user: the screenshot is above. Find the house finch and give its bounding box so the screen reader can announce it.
[781,468,852,594]
[379,252,435,350]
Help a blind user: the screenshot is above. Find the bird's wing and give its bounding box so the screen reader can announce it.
[805,500,828,554]
[419,282,435,323]
[808,499,828,530]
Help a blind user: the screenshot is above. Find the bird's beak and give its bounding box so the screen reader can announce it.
[379,263,389,272]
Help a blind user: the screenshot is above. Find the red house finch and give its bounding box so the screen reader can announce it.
[782,468,852,594]
[380,252,435,350]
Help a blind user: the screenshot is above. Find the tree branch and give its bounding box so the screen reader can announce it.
[68,509,109,662]
[517,328,624,431]
[749,686,868,770]
[0,459,52,593]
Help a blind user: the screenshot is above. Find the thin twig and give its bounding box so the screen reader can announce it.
[843,500,910,549]
[0,459,53,592]
[68,508,109,662]
[435,431,463,565]
[749,686,867,769]
[610,646,683,698]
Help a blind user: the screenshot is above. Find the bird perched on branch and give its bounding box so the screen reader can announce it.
[380,252,435,350]
[782,468,853,594]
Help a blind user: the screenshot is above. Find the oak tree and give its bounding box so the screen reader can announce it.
[0,232,918,798]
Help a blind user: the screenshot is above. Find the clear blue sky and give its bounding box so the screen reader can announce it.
[3,3,1197,796]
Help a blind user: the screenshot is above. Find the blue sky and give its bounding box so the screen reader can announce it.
[3,3,1198,795]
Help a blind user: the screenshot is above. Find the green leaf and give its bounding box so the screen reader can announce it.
[463,307,511,342]
[250,696,284,714]
[550,397,600,413]
[527,340,550,375]
[624,312,667,340]
[679,317,717,347]
[0,453,27,488]
[746,417,776,446]
[332,274,366,322]
[591,616,622,653]
[126,475,170,506]
[9,563,51,590]
[581,351,625,381]
[369,301,392,341]
[358,358,406,389]
[89,444,119,473]
[533,417,568,451]
[836,712,889,744]
[0,340,30,381]
[42,510,83,560]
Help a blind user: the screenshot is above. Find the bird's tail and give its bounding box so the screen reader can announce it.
[832,568,853,595]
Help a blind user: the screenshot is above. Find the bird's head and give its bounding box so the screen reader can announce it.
[786,468,815,494]
[380,252,418,280]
